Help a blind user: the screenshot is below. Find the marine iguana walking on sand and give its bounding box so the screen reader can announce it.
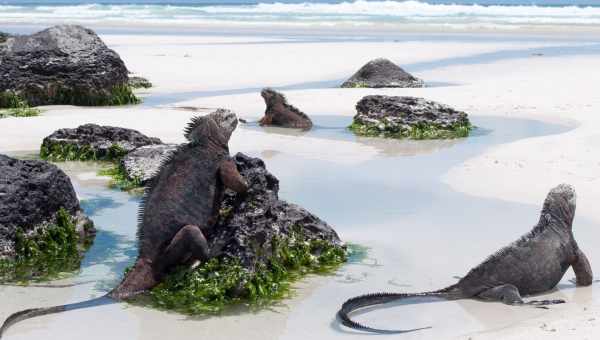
[0,109,248,338]
[338,184,593,334]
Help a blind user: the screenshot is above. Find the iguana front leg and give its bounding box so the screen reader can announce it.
[219,159,248,193]
[572,248,593,286]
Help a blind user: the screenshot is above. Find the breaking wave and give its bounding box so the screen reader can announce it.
[2,1,600,28]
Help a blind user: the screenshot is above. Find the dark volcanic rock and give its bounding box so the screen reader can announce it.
[210,153,341,271]
[259,88,313,129]
[0,25,131,107]
[41,124,162,161]
[120,143,178,184]
[0,32,9,44]
[341,58,424,88]
[351,95,471,139]
[0,154,95,258]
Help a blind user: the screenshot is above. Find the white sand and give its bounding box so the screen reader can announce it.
[1,32,600,340]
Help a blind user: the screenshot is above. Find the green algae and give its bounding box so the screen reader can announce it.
[0,208,93,283]
[97,164,144,192]
[147,233,348,315]
[0,91,41,118]
[349,120,473,140]
[40,143,128,162]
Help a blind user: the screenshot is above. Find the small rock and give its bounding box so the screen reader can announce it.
[0,154,95,258]
[41,124,162,161]
[121,144,178,184]
[341,58,424,88]
[350,95,471,139]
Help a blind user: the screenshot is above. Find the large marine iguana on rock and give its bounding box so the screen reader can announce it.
[338,184,593,334]
[0,109,248,338]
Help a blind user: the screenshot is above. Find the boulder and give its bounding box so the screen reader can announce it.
[341,58,424,88]
[0,25,137,107]
[41,123,162,161]
[0,154,95,260]
[209,152,342,271]
[259,88,313,129]
[350,95,471,139]
[120,144,178,185]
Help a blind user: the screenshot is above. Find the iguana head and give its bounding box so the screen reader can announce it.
[542,184,577,229]
[261,88,285,106]
[184,109,238,147]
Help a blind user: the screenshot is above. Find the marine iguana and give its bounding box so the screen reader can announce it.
[0,109,248,338]
[338,184,593,334]
[259,88,313,129]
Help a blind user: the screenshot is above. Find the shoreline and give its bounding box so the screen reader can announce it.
[4,22,600,40]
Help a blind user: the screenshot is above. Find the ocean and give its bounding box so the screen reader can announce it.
[2,0,600,29]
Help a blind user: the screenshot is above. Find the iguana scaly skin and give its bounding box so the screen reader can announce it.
[338,184,593,334]
[0,109,248,338]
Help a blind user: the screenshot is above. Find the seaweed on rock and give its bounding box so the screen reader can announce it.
[349,120,472,140]
[97,164,144,192]
[149,231,347,314]
[40,142,128,162]
[0,208,94,282]
[349,95,473,140]
[0,91,41,118]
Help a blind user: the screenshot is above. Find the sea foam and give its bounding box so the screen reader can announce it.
[1,1,600,28]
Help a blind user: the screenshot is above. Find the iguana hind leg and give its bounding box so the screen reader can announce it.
[478,284,524,304]
[478,284,565,307]
[156,224,210,276]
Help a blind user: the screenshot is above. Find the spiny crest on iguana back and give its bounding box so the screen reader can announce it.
[136,109,239,257]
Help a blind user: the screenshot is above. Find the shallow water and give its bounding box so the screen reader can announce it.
[2,114,597,340]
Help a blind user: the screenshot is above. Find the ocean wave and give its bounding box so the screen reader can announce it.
[2,1,600,27]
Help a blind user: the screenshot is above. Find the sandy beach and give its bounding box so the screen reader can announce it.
[1,23,600,340]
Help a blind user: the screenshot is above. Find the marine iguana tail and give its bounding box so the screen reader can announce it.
[338,184,593,334]
[0,109,248,339]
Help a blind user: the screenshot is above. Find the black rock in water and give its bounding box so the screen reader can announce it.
[41,124,162,161]
[0,154,94,258]
[0,25,133,107]
[351,95,471,139]
[341,58,424,88]
[210,153,342,271]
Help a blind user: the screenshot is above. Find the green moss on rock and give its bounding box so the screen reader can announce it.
[40,142,128,162]
[97,164,144,192]
[0,208,92,282]
[48,84,141,106]
[147,233,348,315]
[349,120,472,140]
[0,91,41,118]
